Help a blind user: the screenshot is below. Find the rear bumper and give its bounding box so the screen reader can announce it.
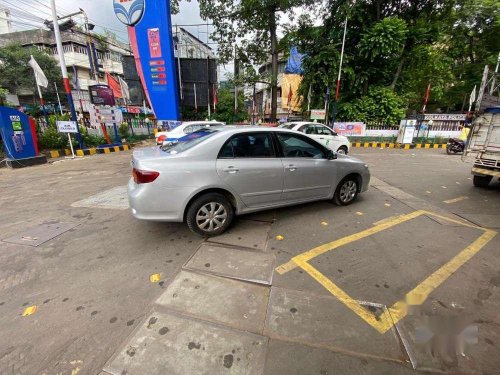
[127,178,189,222]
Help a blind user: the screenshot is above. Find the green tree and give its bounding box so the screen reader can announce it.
[214,88,248,123]
[0,43,63,103]
[198,0,316,122]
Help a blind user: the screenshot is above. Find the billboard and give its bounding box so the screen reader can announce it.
[89,85,116,106]
[120,0,180,121]
[333,122,365,136]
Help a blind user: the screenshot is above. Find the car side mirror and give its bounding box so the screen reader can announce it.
[332,132,338,136]
[327,150,337,160]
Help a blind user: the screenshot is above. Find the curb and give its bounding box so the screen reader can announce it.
[351,142,447,150]
[45,144,130,159]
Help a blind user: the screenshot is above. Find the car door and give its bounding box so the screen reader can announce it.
[314,124,340,151]
[216,132,284,208]
[277,132,337,202]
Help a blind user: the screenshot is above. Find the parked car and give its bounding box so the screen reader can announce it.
[279,122,351,154]
[129,127,370,236]
[155,121,225,145]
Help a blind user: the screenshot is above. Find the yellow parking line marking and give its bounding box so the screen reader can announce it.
[321,221,328,226]
[384,203,391,207]
[403,229,496,306]
[22,305,37,316]
[443,196,468,204]
[355,211,363,216]
[275,235,284,241]
[275,260,298,275]
[294,211,422,263]
[275,209,496,333]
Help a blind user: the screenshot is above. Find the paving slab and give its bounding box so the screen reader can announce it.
[1,222,79,247]
[264,287,408,362]
[71,185,128,210]
[208,219,271,250]
[103,311,268,375]
[184,243,275,285]
[264,339,415,375]
[156,270,270,334]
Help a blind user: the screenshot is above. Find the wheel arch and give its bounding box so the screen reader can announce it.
[339,172,363,193]
[182,187,238,222]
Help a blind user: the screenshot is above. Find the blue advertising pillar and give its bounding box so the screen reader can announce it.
[113,0,180,121]
[0,107,47,168]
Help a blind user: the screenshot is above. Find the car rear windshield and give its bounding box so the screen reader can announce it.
[160,129,217,154]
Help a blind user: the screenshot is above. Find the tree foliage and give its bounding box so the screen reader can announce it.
[289,0,499,124]
[0,43,63,102]
[214,88,248,123]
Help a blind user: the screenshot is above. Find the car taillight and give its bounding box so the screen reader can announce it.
[132,168,159,184]
[157,135,167,143]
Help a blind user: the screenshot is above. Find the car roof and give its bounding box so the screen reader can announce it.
[284,121,324,126]
[182,121,225,125]
[211,126,302,136]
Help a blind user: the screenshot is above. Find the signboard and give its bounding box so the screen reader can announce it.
[10,115,22,131]
[57,121,79,133]
[89,106,123,126]
[125,0,180,120]
[397,120,415,144]
[89,85,116,106]
[333,122,365,136]
[113,0,145,26]
[310,109,326,120]
[423,114,466,121]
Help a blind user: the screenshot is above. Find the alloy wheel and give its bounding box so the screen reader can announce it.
[339,180,357,203]
[196,202,227,232]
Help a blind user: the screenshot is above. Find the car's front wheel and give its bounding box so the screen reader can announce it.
[473,175,492,188]
[337,146,348,155]
[186,193,234,236]
[333,177,359,205]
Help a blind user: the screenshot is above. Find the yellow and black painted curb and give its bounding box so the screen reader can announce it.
[351,142,447,150]
[45,144,130,159]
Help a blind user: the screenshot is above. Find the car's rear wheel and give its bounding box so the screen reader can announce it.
[333,177,359,205]
[473,175,492,188]
[337,146,348,155]
[186,193,234,236]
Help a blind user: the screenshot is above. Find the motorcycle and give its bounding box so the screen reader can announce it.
[446,138,465,154]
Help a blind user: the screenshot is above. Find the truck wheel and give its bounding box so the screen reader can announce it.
[473,175,492,188]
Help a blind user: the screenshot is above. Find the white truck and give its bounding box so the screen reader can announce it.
[467,108,500,187]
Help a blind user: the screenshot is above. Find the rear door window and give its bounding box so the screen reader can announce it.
[218,133,276,158]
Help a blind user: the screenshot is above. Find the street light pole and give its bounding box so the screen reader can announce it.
[50,0,83,148]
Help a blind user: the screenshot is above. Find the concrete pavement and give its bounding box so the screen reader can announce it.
[0,148,498,374]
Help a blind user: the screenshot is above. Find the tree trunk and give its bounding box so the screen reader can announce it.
[390,55,405,91]
[269,8,278,123]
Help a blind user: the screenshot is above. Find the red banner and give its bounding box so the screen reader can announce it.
[106,73,123,99]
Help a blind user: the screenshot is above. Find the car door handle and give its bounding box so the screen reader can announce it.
[285,164,297,172]
[319,137,325,140]
[223,166,239,173]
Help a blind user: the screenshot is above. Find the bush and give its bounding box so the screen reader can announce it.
[119,122,129,139]
[338,86,407,125]
[38,126,69,150]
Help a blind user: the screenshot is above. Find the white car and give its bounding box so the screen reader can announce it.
[280,122,351,154]
[156,121,225,145]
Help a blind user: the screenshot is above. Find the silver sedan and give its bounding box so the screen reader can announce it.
[128,127,370,236]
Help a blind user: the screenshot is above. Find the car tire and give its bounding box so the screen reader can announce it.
[473,175,492,188]
[186,193,234,236]
[333,176,359,206]
[337,146,348,155]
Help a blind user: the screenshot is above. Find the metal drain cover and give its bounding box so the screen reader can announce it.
[1,222,79,247]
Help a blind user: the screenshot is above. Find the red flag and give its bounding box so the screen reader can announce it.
[213,84,218,107]
[422,83,431,113]
[106,73,123,99]
[287,84,293,108]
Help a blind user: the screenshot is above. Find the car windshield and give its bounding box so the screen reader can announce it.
[278,123,296,129]
[160,129,218,154]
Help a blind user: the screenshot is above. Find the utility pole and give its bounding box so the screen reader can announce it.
[331,16,348,129]
[50,0,83,148]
